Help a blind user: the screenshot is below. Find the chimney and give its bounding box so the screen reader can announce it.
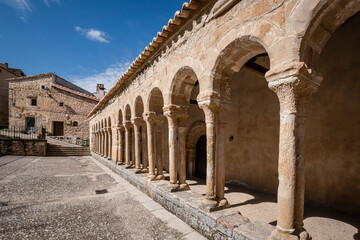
[4,63,8,68]
[96,84,105,99]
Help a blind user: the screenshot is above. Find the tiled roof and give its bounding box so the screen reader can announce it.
[52,84,100,101]
[88,0,207,117]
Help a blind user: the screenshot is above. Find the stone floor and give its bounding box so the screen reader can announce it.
[0,155,207,240]
[187,178,360,240]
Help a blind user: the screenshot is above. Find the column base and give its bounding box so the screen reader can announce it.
[107,157,111,160]
[168,183,180,192]
[146,174,156,181]
[200,197,230,212]
[125,164,133,169]
[155,175,165,180]
[140,168,149,173]
[170,183,190,192]
[269,228,311,240]
[117,162,125,165]
[135,168,143,174]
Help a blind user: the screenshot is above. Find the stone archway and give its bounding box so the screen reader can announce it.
[186,121,206,177]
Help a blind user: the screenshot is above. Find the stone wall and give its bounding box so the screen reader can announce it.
[0,139,46,156]
[0,69,18,128]
[8,74,97,139]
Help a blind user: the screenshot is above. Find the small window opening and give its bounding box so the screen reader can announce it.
[41,85,45,89]
[31,98,37,106]
[59,102,64,106]
[73,121,78,127]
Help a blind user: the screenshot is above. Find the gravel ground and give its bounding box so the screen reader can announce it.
[0,155,201,240]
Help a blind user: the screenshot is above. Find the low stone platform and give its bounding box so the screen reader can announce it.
[92,153,273,239]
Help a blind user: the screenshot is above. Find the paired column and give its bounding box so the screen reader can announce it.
[141,123,148,172]
[124,121,132,168]
[101,130,105,156]
[143,112,157,180]
[116,125,125,165]
[132,117,143,172]
[164,105,189,192]
[106,127,112,160]
[198,97,230,210]
[154,115,164,180]
[266,63,321,240]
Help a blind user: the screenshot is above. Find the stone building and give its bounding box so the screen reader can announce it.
[8,73,99,139]
[88,0,360,239]
[0,63,25,128]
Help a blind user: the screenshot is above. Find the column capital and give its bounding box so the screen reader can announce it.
[131,117,143,127]
[163,104,188,127]
[143,111,157,124]
[105,127,111,132]
[116,125,124,131]
[123,121,132,129]
[266,62,323,113]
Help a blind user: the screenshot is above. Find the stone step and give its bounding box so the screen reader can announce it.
[46,144,90,156]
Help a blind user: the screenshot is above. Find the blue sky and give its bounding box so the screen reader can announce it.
[0,0,184,92]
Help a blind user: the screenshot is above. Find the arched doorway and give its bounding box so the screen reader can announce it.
[195,134,206,179]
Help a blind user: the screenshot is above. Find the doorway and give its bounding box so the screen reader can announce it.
[195,134,207,179]
[25,117,35,132]
[53,121,64,136]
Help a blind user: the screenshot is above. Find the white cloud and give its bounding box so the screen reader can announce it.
[74,26,110,43]
[0,0,33,21]
[69,61,131,93]
[43,0,60,8]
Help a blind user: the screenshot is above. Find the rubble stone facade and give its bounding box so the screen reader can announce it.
[0,63,25,128]
[8,73,99,139]
[89,1,360,239]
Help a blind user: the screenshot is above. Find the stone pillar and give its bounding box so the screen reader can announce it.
[216,107,230,208]
[141,123,148,172]
[198,100,219,209]
[154,116,165,180]
[101,130,105,156]
[116,126,125,164]
[266,63,321,240]
[164,105,189,191]
[104,130,108,158]
[132,117,143,172]
[107,127,112,160]
[143,112,157,181]
[124,121,132,167]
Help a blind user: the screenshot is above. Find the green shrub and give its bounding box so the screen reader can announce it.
[46,131,53,136]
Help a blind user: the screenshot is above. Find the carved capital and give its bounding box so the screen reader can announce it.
[198,98,221,123]
[163,104,188,127]
[266,62,323,113]
[143,111,157,124]
[123,121,132,130]
[131,117,143,127]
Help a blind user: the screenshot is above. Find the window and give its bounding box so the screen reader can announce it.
[41,85,45,89]
[59,102,64,106]
[73,121,78,127]
[30,98,37,106]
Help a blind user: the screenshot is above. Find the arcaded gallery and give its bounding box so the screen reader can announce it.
[89,0,360,239]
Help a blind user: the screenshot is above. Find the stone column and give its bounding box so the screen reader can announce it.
[164,105,189,191]
[124,121,132,167]
[132,117,143,172]
[198,99,219,209]
[266,63,321,240]
[104,130,108,158]
[116,126,125,164]
[101,130,105,156]
[216,107,230,208]
[154,116,164,180]
[141,123,148,172]
[107,127,112,160]
[143,112,157,181]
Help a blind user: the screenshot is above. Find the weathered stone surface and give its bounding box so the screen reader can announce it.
[0,139,46,156]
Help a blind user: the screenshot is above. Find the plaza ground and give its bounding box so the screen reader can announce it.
[0,155,206,240]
